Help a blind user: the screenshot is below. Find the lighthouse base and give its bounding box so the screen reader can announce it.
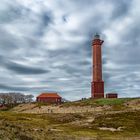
[91,81,104,98]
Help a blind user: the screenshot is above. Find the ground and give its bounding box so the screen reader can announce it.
[0,98,140,140]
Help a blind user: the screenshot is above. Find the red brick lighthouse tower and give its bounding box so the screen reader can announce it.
[91,34,104,98]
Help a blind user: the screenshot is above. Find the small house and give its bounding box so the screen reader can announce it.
[36,93,62,103]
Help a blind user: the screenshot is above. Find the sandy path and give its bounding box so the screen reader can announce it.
[12,104,111,114]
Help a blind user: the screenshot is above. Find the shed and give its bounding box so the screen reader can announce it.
[106,93,118,98]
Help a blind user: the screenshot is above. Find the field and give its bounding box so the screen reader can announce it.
[0,98,140,140]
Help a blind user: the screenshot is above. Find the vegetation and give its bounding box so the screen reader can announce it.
[0,98,139,140]
[0,93,34,105]
[62,98,135,107]
[34,102,57,108]
[0,110,139,140]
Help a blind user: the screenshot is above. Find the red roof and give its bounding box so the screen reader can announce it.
[37,93,61,98]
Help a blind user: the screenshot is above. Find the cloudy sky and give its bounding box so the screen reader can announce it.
[0,0,140,100]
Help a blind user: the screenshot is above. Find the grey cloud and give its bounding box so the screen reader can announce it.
[0,29,19,52]
[5,62,49,75]
[0,83,29,91]
[41,12,52,27]
[111,0,132,19]
[0,55,49,75]
[0,1,32,24]
[35,11,53,36]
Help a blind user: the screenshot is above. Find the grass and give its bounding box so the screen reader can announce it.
[62,98,134,107]
[0,98,139,139]
[59,111,140,139]
[94,98,132,105]
[93,111,140,130]
[0,110,139,140]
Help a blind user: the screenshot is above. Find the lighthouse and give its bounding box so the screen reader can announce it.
[91,34,104,98]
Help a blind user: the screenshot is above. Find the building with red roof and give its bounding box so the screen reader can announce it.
[36,93,62,103]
